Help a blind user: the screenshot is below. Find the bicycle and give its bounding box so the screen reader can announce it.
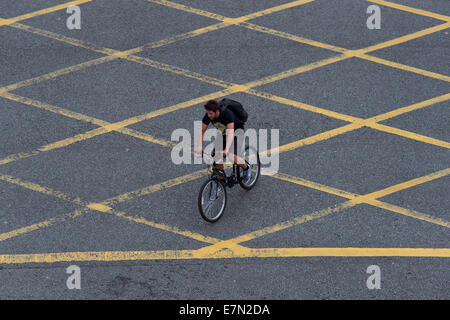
[197,145,261,223]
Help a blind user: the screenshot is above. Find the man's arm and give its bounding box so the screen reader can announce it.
[223,122,234,156]
[196,122,208,154]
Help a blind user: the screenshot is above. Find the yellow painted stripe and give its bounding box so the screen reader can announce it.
[0,209,89,242]
[367,199,450,229]
[368,123,450,149]
[9,22,119,56]
[369,93,450,123]
[0,0,92,25]
[241,22,347,53]
[0,170,212,244]
[247,89,361,123]
[146,0,228,21]
[367,0,450,22]
[103,169,209,206]
[149,0,448,88]
[125,22,230,55]
[0,92,110,126]
[360,54,450,82]
[0,56,117,94]
[0,174,86,206]
[86,203,112,212]
[246,247,450,258]
[228,201,357,245]
[147,0,315,24]
[2,247,448,264]
[0,21,229,94]
[100,86,246,131]
[361,168,450,201]
[245,167,450,247]
[261,122,364,156]
[124,54,231,88]
[360,22,450,54]
[0,208,89,241]
[272,173,359,199]
[260,91,449,158]
[103,208,221,245]
[236,0,315,22]
[246,54,349,88]
[117,127,176,147]
[0,92,175,149]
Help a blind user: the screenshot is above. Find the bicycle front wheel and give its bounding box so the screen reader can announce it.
[198,178,227,223]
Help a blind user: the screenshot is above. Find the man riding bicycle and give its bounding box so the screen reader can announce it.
[195,99,252,183]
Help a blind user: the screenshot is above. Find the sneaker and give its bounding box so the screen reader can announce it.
[243,164,252,183]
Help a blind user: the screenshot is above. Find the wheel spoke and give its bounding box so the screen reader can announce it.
[200,180,225,220]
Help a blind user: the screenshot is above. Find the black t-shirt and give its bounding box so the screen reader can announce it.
[202,107,244,135]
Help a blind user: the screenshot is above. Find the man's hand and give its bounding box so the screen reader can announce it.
[222,149,229,158]
[195,145,203,155]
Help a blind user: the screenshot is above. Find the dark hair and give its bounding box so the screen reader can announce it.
[204,100,220,112]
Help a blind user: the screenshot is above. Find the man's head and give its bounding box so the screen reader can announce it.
[204,100,220,121]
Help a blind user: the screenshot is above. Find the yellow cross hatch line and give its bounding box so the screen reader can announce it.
[1,247,450,264]
[0,170,217,245]
[0,0,92,25]
[0,0,448,264]
[366,0,450,22]
[147,0,450,82]
[0,0,446,165]
[0,164,448,262]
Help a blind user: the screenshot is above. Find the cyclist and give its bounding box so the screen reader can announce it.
[195,99,252,183]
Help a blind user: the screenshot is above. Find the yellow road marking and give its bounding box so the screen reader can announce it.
[361,168,450,201]
[147,0,315,23]
[246,89,361,122]
[367,123,450,148]
[0,92,177,149]
[0,0,313,94]
[216,167,450,248]
[0,0,92,25]
[262,93,450,156]
[146,0,229,21]
[0,1,446,167]
[102,208,221,245]
[232,0,315,21]
[86,203,112,212]
[0,92,110,126]
[360,22,450,54]
[0,174,86,205]
[261,122,365,156]
[147,0,450,83]
[369,93,450,123]
[272,173,359,199]
[240,21,348,53]
[0,0,448,264]
[225,201,358,246]
[1,247,449,264]
[103,169,209,206]
[359,54,450,82]
[366,199,450,229]
[367,0,450,22]
[0,209,89,242]
[0,56,117,95]
[269,169,450,230]
[0,169,212,244]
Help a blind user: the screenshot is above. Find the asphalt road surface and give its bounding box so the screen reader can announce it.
[0,0,449,300]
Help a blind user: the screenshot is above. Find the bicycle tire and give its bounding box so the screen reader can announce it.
[198,178,227,223]
[238,145,261,190]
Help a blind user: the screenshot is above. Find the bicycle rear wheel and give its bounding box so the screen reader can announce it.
[238,145,261,190]
[198,178,227,223]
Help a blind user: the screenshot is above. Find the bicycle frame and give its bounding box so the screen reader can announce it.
[210,161,240,188]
